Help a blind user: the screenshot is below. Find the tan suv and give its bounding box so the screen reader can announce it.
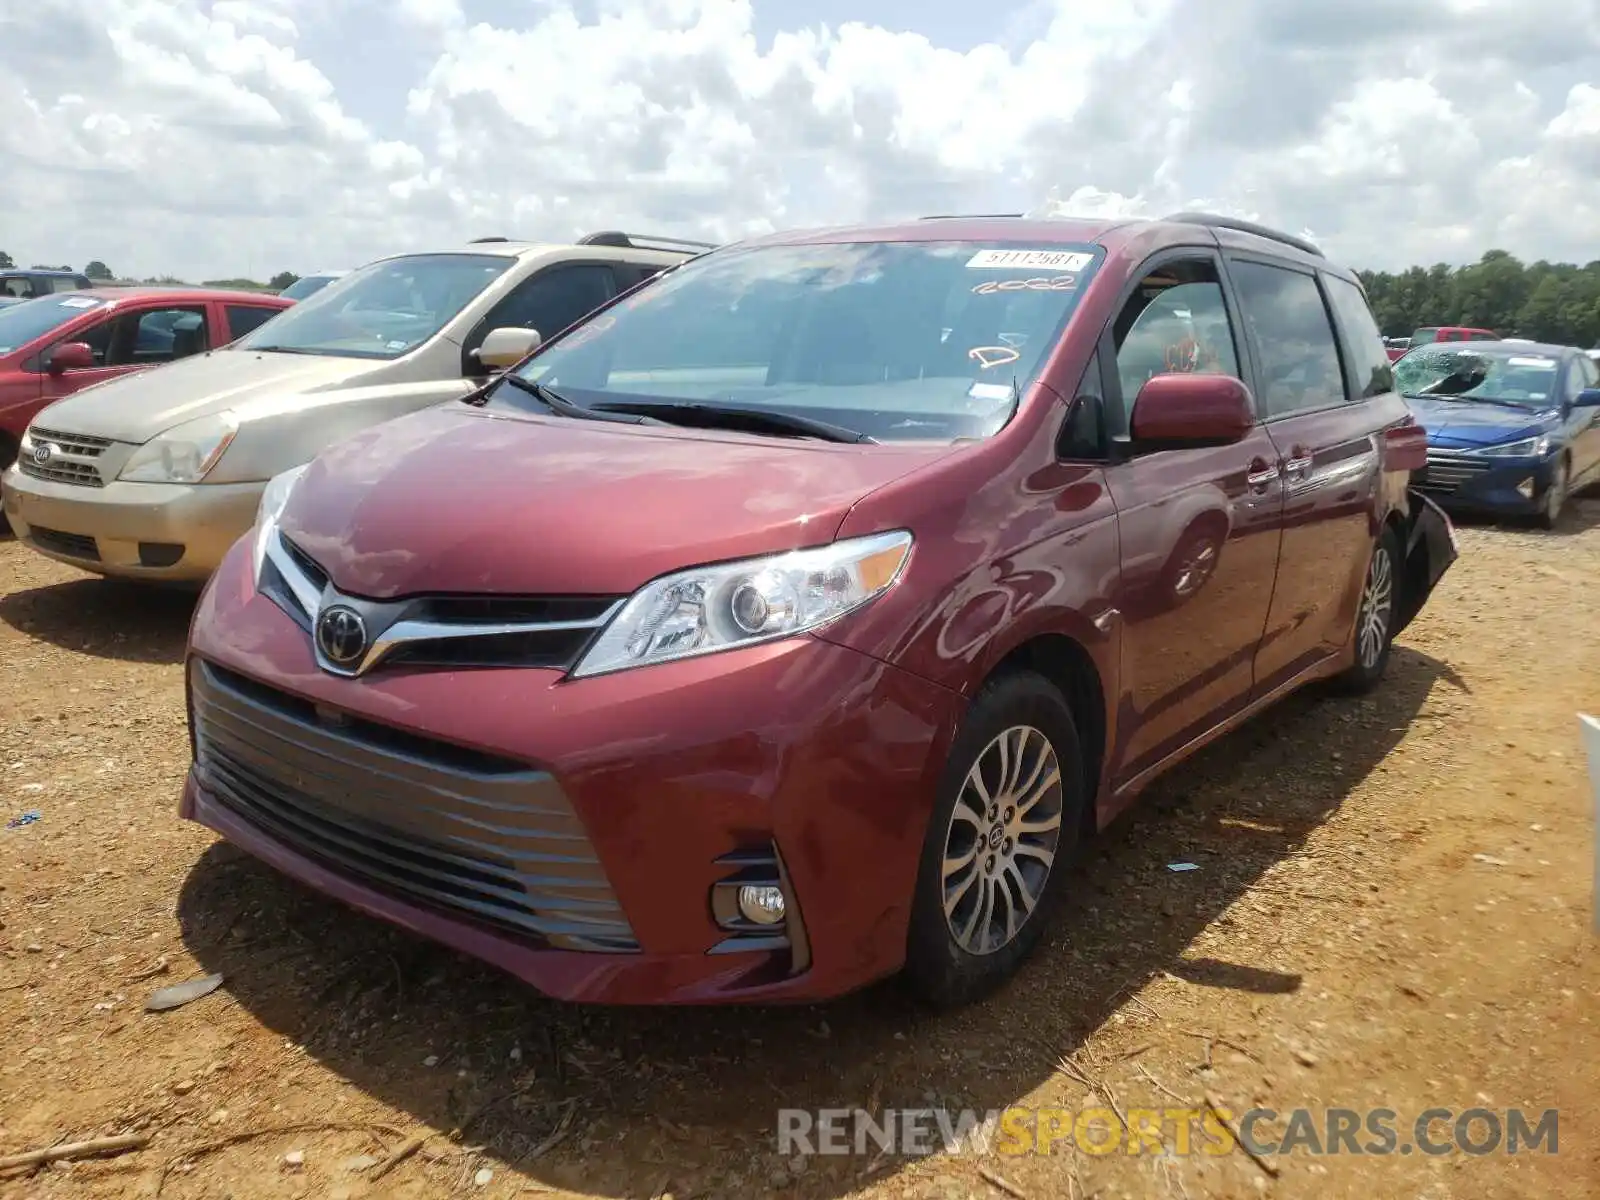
[1,232,709,582]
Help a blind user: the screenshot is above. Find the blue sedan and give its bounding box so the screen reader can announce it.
[1397,340,1600,528]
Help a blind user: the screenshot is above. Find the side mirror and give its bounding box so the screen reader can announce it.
[47,341,96,373]
[473,326,541,371]
[1128,373,1255,452]
[1574,387,1600,409]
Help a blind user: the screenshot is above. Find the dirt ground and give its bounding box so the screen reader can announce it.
[1,502,1597,1200]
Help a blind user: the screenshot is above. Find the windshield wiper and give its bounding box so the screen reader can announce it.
[589,401,875,443]
[247,345,326,355]
[481,374,661,425]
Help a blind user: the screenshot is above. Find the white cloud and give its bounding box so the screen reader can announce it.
[1,0,1597,279]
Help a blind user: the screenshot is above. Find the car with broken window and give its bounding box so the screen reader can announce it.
[1398,340,1600,527]
[179,212,1457,1009]
[1,233,709,580]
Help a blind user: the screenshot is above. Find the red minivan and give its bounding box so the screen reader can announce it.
[0,287,292,475]
[180,213,1457,1008]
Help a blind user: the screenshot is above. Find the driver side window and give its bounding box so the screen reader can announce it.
[1110,259,1242,437]
[462,264,618,370]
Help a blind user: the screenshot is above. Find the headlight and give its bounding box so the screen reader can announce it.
[1473,433,1550,458]
[251,463,308,584]
[570,530,914,679]
[118,412,238,483]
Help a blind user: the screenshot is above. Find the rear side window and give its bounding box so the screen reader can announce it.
[1321,275,1394,399]
[1228,260,1347,418]
[226,305,280,339]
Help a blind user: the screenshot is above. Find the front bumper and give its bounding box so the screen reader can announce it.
[180,540,965,1004]
[1413,449,1557,516]
[1,464,262,581]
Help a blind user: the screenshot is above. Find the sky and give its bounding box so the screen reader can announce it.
[2,0,1598,281]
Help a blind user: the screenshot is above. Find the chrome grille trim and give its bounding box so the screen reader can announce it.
[1416,450,1492,495]
[263,529,622,677]
[190,659,638,951]
[18,427,113,487]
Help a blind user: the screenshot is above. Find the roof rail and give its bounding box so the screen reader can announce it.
[1162,211,1325,259]
[918,213,1025,220]
[468,236,511,243]
[577,231,718,254]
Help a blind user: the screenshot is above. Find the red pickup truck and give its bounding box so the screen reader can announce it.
[1389,325,1498,361]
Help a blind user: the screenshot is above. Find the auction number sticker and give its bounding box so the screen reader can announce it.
[966,249,1095,271]
[58,297,100,308]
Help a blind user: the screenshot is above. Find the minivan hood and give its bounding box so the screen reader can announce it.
[279,405,960,598]
[33,348,390,443]
[1405,396,1558,449]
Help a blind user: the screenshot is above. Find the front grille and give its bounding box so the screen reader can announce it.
[271,532,620,673]
[29,526,100,560]
[190,659,637,952]
[18,428,111,488]
[1416,451,1491,495]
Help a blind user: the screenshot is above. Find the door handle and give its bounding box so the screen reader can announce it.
[1284,451,1314,480]
[1246,460,1280,491]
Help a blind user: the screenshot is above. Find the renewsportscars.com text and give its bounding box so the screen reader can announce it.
[777,1105,1558,1159]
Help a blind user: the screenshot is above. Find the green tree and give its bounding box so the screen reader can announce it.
[0,250,13,269]
[84,260,114,280]
[1359,250,1600,347]
[269,270,301,290]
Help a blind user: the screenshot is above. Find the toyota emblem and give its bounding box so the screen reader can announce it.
[315,605,369,667]
[31,442,54,465]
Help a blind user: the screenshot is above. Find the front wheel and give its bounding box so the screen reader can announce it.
[904,670,1086,1009]
[1332,524,1402,694]
[1537,455,1568,530]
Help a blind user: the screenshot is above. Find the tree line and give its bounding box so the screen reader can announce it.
[1355,249,1598,347]
[0,250,298,293]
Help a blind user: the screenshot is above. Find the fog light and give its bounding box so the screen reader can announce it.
[737,885,786,925]
[1517,478,1535,499]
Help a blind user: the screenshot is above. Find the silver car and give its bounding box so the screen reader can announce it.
[2,233,709,581]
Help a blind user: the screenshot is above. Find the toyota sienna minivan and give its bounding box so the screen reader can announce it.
[181,213,1457,1008]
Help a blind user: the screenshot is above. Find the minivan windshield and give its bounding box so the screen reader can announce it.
[236,253,512,360]
[499,240,1104,442]
[1396,346,1561,407]
[0,294,105,353]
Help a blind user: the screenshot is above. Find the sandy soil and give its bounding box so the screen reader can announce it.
[1,502,1597,1200]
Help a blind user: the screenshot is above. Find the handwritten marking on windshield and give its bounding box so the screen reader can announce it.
[968,345,1020,370]
[971,274,1078,296]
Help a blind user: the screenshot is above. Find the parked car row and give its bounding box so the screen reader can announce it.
[1,231,710,575]
[4,212,1462,1009]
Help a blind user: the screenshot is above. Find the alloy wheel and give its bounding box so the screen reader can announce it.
[1173,540,1219,598]
[940,724,1064,956]
[1356,540,1394,670]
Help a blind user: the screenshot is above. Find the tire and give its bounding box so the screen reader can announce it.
[1537,454,1568,531]
[904,670,1087,1009]
[1332,523,1402,695]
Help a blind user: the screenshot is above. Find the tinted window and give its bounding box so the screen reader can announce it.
[1411,328,1439,345]
[1229,261,1346,417]
[49,276,82,293]
[1060,346,1107,458]
[0,295,106,354]
[507,240,1104,443]
[226,304,280,339]
[234,253,512,360]
[470,264,617,356]
[0,277,35,299]
[112,306,209,365]
[1322,274,1393,398]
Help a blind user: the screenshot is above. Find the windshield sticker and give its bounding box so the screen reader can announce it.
[385,339,409,351]
[1507,356,1556,368]
[968,382,1013,402]
[966,250,1095,272]
[968,345,1021,370]
[971,274,1079,296]
[58,297,99,308]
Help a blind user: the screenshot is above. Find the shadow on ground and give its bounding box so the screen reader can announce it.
[177,647,1457,1199]
[0,576,196,664]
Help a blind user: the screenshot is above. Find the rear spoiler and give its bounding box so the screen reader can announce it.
[1392,489,1458,639]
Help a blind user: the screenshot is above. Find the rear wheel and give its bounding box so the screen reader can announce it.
[1537,455,1568,530]
[904,670,1086,1008]
[1332,524,1401,694]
